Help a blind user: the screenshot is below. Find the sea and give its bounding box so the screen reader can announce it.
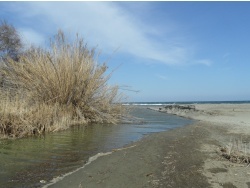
[123,100,250,106]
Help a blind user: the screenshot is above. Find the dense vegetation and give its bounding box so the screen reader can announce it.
[0,22,126,138]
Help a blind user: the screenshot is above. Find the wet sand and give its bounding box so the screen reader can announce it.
[45,104,250,188]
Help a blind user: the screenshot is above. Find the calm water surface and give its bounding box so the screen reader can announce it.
[0,107,193,188]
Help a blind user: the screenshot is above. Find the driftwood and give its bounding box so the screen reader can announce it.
[220,147,250,164]
[164,105,196,111]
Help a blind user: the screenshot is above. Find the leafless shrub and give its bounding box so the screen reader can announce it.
[0,20,22,61]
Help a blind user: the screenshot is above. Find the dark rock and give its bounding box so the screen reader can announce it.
[164,105,196,111]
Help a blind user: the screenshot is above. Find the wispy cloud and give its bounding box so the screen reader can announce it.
[5,2,212,66]
[194,59,213,66]
[156,74,169,81]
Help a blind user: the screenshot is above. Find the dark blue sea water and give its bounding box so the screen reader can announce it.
[123,100,250,106]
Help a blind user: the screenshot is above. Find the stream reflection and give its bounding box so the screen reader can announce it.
[0,107,193,188]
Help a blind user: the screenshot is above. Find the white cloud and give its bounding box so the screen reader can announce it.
[11,2,211,66]
[194,59,213,66]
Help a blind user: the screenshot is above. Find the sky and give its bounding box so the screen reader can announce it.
[1,1,250,102]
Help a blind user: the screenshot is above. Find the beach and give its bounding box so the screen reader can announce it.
[45,104,250,188]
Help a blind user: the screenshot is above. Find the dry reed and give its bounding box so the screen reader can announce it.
[0,31,126,138]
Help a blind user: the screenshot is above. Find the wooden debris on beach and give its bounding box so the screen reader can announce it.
[157,104,197,114]
[164,105,196,111]
[219,147,250,164]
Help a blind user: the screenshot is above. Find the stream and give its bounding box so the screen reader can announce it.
[0,107,193,188]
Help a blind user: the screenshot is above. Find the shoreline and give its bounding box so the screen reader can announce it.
[45,104,250,188]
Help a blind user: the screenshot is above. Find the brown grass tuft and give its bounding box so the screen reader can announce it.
[0,31,126,138]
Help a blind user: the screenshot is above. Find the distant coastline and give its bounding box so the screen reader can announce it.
[123,100,250,106]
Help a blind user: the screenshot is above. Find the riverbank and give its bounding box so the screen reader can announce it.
[45,104,250,188]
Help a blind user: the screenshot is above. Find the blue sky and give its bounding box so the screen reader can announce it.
[1,2,250,102]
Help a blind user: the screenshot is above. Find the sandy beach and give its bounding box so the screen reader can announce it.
[45,104,250,188]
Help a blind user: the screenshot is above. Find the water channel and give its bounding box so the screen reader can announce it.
[0,107,193,188]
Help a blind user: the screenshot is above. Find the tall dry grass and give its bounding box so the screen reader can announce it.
[0,92,74,138]
[0,31,126,138]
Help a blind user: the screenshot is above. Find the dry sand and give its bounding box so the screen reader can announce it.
[160,104,250,134]
[45,104,250,188]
